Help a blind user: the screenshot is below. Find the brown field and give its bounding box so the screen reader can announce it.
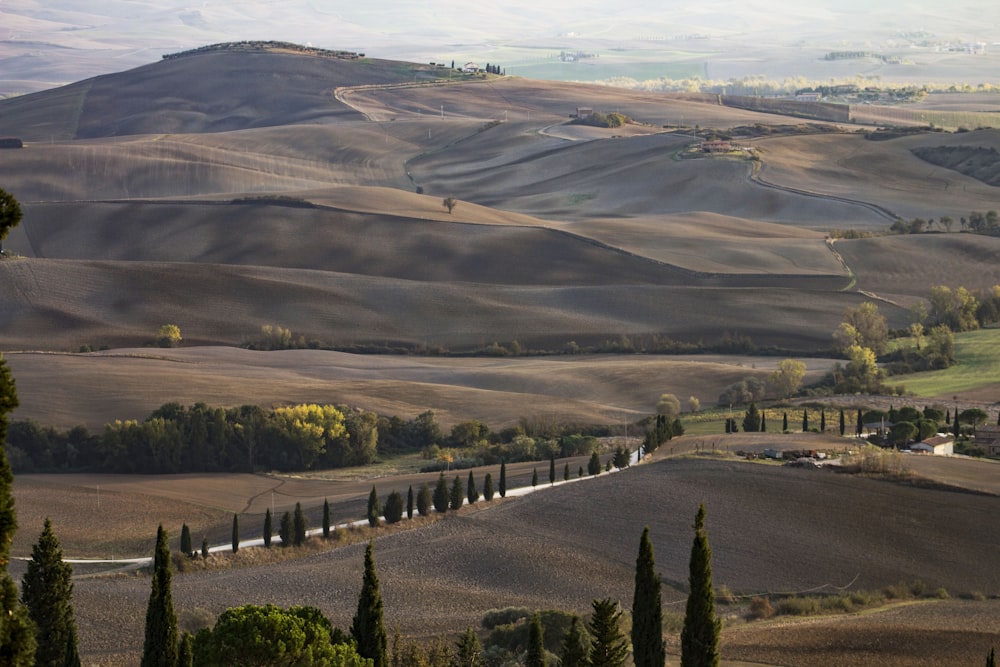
[2,47,1000,665]
[11,436,1000,665]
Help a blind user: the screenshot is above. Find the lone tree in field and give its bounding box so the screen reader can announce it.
[293,502,307,545]
[632,527,664,667]
[352,541,388,667]
[142,525,178,667]
[526,613,546,667]
[21,518,80,667]
[588,598,628,667]
[443,197,457,214]
[155,324,182,348]
[681,504,720,667]
[263,508,272,548]
[0,353,37,665]
[0,187,23,254]
[499,462,507,498]
[367,487,381,528]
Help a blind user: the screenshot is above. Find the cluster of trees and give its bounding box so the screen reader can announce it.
[889,210,999,235]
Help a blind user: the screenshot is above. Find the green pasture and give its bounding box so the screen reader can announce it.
[891,328,1000,396]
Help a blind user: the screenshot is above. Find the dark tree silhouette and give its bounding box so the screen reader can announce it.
[21,518,79,667]
[681,504,720,667]
[142,525,178,667]
[632,526,664,667]
[352,541,388,667]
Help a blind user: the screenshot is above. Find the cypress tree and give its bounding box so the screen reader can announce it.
[467,471,479,505]
[631,526,664,667]
[323,499,331,538]
[352,541,388,667]
[954,408,961,437]
[987,647,996,667]
[560,616,589,667]
[802,409,809,432]
[578,466,584,478]
[279,511,292,546]
[0,354,36,666]
[293,502,307,545]
[526,613,545,667]
[945,409,951,425]
[782,412,788,432]
[549,456,556,485]
[263,508,272,548]
[483,473,494,501]
[406,486,414,519]
[531,468,539,487]
[680,504,720,667]
[368,486,381,527]
[742,402,760,432]
[21,518,80,667]
[856,408,863,436]
[178,633,194,667]
[839,408,846,436]
[588,598,628,667]
[499,462,507,498]
[383,491,404,524]
[760,411,766,433]
[450,475,464,510]
[417,483,432,516]
[231,513,239,553]
[433,474,449,513]
[201,538,208,559]
[820,411,826,432]
[142,525,178,667]
[588,452,601,475]
[180,523,192,556]
[563,463,570,481]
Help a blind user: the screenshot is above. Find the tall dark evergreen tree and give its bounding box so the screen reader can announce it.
[433,473,449,513]
[279,511,292,546]
[0,354,36,666]
[449,475,464,510]
[549,456,556,485]
[417,483,432,516]
[178,633,194,667]
[231,514,239,553]
[201,538,208,559]
[563,463,570,481]
[263,508,272,548]
[954,408,961,437]
[632,527,664,667]
[352,541,388,667]
[142,525,178,667]
[180,523,192,556]
[588,452,602,475]
[21,518,79,667]
[856,408,863,436]
[742,402,760,433]
[467,471,479,505]
[483,473,494,501]
[368,486,381,527]
[588,598,628,667]
[322,499,331,538]
[499,462,507,498]
[383,491,404,524]
[293,502,307,545]
[782,412,788,432]
[760,411,767,433]
[839,408,846,436]
[406,486,414,519]
[680,504,720,667]
[820,411,826,432]
[531,468,539,487]
[526,613,545,667]
[987,647,996,667]
[802,409,809,432]
[560,616,589,667]
[455,627,482,667]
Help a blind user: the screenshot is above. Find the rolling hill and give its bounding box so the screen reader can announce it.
[0,44,998,429]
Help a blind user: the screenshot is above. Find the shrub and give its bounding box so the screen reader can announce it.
[481,607,531,630]
[383,490,404,524]
[776,597,820,616]
[746,597,774,620]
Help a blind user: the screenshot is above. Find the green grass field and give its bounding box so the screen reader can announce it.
[891,328,1000,397]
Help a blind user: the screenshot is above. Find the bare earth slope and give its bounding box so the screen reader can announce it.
[28,454,1000,665]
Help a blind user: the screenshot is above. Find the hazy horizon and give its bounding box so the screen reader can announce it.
[2,0,999,96]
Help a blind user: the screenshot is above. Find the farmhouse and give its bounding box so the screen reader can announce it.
[701,140,732,153]
[461,62,481,73]
[576,107,594,119]
[910,435,954,456]
[974,425,1000,456]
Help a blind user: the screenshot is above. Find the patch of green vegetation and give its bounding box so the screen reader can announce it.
[890,328,1000,396]
[567,193,596,206]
